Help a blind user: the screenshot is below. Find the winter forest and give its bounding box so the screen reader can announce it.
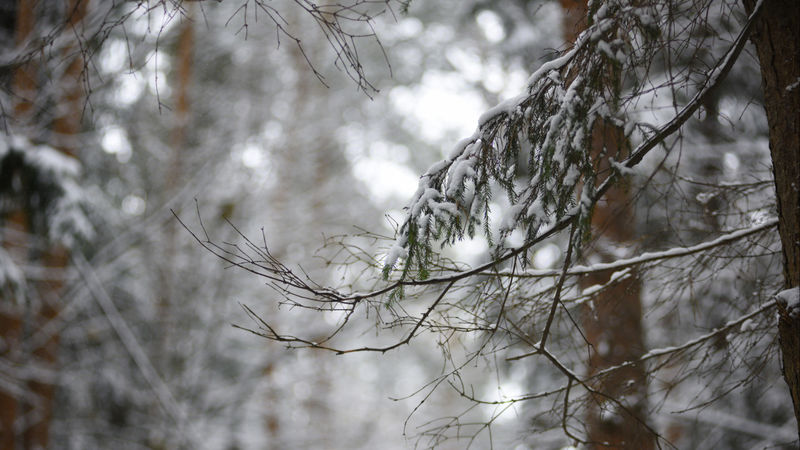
[0,0,798,449]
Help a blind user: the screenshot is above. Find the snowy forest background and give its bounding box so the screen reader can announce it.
[0,0,798,449]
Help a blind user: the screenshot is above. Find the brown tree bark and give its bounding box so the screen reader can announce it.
[1,1,86,448]
[580,122,653,450]
[23,0,86,445]
[560,1,653,447]
[742,0,800,437]
[159,1,194,342]
[1,1,38,447]
[0,216,26,450]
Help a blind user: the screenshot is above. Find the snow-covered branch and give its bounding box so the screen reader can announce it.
[385,0,765,280]
[491,218,778,278]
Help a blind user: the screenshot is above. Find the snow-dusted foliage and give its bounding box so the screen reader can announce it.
[386,2,658,268]
[385,0,711,277]
[15,2,449,449]
[0,135,94,249]
[0,246,25,299]
[777,287,800,319]
[191,0,797,447]
[2,0,796,448]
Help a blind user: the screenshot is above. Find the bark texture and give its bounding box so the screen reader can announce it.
[1,2,38,447]
[559,0,653,447]
[1,1,85,448]
[743,0,800,437]
[581,121,653,450]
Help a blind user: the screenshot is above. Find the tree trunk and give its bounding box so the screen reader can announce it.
[743,0,800,437]
[0,0,37,444]
[1,1,86,448]
[560,1,653,447]
[580,121,653,450]
[159,0,194,358]
[0,214,26,450]
[1,1,38,447]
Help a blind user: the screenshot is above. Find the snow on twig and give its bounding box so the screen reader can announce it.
[489,218,778,278]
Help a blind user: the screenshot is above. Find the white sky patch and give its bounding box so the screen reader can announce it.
[389,71,486,143]
[115,74,144,106]
[445,49,526,97]
[382,208,405,233]
[240,143,265,169]
[453,236,488,262]
[352,157,419,202]
[262,120,283,141]
[122,194,146,216]
[370,141,410,164]
[445,48,483,83]
[476,10,506,43]
[101,126,132,163]
[482,62,507,93]
[144,51,170,98]
[503,228,525,249]
[483,369,526,424]
[500,69,528,98]
[533,243,561,269]
[393,16,423,39]
[723,152,740,173]
[147,70,169,98]
[100,39,128,73]
[323,309,348,327]
[423,23,456,44]
[495,379,525,400]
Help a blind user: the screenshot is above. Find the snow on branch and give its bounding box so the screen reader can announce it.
[0,247,26,301]
[192,0,765,309]
[0,135,94,249]
[491,218,778,278]
[382,0,664,273]
[189,2,772,324]
[385,0,765,279]
[776,287,800,319]
[190,0,767,318]
[506,299,777,383]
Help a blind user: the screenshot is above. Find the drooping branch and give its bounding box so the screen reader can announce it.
[384,0,764,282]
[180,3,768,374]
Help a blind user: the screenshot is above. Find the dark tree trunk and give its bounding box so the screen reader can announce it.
[1,1,86,448]
[560,0,653,447]
[1,1,38,447]
[580,121,653,450]
[743,0,800,438]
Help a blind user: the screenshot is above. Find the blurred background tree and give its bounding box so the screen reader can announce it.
[1,0,797,449]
